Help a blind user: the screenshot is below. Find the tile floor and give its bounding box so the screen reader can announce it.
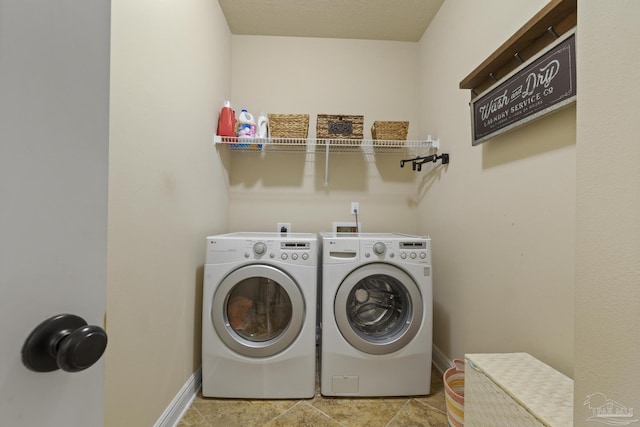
[177,365,447,427]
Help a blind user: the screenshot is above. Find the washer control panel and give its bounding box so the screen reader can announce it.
[360,238,431,265]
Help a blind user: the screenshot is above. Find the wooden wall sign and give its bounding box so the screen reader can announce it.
[470,29,576,145]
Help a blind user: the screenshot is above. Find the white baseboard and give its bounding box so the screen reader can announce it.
[153,347,447,426]
[154,367,202,427]
[432,344,452,374]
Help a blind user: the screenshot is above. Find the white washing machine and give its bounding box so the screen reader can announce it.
[202,232,318,398]
[320,232,433,396]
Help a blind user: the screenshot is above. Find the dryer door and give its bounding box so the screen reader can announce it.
[334,263,423,355]
[212,264,305,358]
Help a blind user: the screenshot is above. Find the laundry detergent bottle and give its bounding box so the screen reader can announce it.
[235,109,257,149]
[257,112,269,139]
[217,100,236,137]
[236,109,255,138]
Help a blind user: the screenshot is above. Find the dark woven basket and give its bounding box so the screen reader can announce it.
[316,114,364,141]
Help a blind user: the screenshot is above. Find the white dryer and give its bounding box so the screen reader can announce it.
[202,232,318,398]
[320,232,432,396]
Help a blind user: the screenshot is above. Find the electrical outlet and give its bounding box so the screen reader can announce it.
[351,202,359,215]
[277,223,291,235]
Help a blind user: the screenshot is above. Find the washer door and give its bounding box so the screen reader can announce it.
[212,264,305,358]
[334,263,423,355]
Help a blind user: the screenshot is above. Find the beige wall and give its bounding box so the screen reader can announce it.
[228,36,422,233]
[417,0,576,376]
[575,0,640,419]
[105,0,230,425]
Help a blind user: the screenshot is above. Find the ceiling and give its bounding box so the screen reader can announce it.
[218,0,445,42]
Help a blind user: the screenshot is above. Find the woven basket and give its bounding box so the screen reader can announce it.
[371,121,409,141]
[267,114,309,139]
[316,114,364,141]
[444,359,465,427]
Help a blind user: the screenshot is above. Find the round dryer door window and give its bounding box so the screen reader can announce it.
[212,264,305,358]
[334,263,423,355]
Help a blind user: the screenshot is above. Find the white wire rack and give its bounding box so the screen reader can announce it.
[213,135,441,186]
[213,136,439,154]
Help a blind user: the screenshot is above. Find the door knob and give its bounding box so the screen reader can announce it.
[22,314,108,373]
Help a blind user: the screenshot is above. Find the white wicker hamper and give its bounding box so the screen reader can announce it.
[464,353,573,427]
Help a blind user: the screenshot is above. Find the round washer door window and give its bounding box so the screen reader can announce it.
[334,263,423,355]
[212,264,305,358]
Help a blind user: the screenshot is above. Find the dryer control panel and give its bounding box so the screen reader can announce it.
[206,235,317,266]
[277,241,314,264]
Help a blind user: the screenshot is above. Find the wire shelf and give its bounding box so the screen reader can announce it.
[213,136,439,154]
[213,135,442,187]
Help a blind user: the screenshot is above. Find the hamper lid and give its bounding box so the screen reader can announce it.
[465,353,573,426]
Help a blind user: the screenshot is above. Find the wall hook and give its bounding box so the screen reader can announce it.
[400,153,450,171]
[401,156,419,170]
